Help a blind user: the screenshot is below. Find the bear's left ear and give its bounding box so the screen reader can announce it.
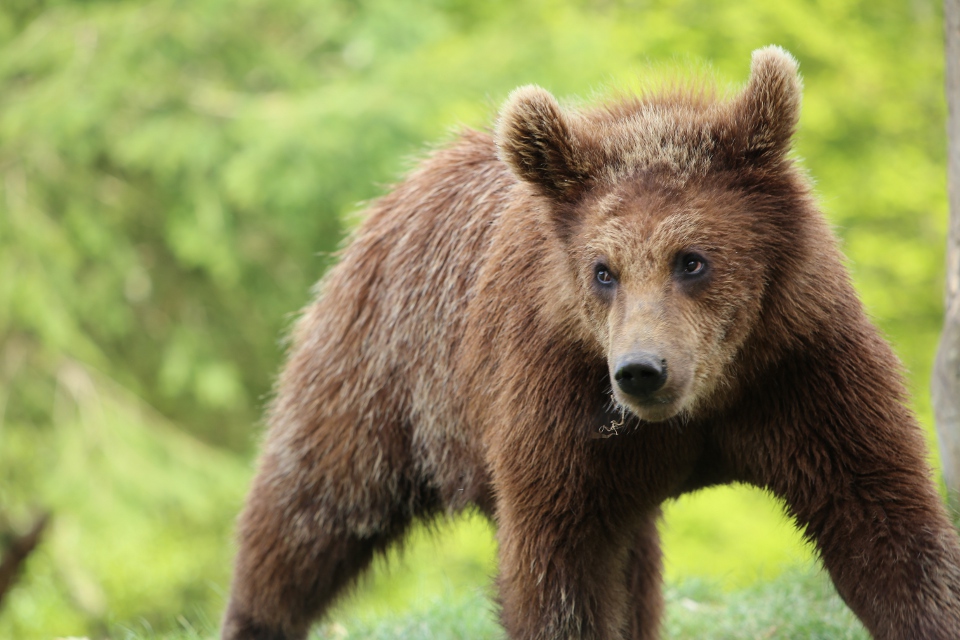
[495,85,596,201]
[733,46,803,162]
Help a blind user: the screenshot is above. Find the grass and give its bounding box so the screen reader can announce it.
[662,570,867,639]
[314,567,867,640]
[109,566,867,639]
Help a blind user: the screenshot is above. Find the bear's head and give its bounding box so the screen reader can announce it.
[495,46,810,422]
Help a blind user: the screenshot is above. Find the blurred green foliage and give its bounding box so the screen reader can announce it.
[0,0,950,636]
[0,0,946,447]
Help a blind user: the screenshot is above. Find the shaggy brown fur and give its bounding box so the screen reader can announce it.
[222,47,960,640]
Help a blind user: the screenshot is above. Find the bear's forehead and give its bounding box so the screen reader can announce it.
[587,100,731,183]
[585,199,703,252]
[583,181,755,256]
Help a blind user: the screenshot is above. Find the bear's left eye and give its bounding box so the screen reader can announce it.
[679,253,707,276]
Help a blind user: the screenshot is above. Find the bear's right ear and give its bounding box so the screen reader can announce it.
[495,86,595,201]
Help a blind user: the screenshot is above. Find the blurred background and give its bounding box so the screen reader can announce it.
[0,0,949,637]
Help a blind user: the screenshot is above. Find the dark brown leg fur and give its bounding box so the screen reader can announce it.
[222,504,407,639]
[495,506,635,640]
[494,503,664,640]
[491,418,643,639]
[221,412,436,640]
[625,512,664,640]
[721,328,960,640]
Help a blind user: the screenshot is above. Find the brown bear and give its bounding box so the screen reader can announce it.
[221,47,960,640]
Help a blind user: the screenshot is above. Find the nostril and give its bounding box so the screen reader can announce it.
[617,366,658,381]
[614,357,668,399]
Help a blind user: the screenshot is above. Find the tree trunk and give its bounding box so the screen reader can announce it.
[0,513,49,611]
[935,0,960,514]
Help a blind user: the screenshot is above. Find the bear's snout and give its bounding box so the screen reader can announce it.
[613,354,667,399]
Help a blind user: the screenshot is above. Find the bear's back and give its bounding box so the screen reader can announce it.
[274,130,519,508]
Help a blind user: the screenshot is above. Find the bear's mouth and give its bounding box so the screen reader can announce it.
[610,389,683,424]
[631,400,682,423]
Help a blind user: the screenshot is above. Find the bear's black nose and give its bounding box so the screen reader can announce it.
[614,357,667,399]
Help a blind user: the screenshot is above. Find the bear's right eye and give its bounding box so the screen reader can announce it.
[595,267,615,286]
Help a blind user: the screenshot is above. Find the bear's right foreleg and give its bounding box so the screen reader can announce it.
[222,527,389,640]
[221,418,424,640]
[625,511,664,640]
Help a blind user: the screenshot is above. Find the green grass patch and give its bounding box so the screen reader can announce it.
[108,566,868,639]
[663,570,867,639]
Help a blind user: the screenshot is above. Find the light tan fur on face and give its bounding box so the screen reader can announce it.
[569,185,765,422]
